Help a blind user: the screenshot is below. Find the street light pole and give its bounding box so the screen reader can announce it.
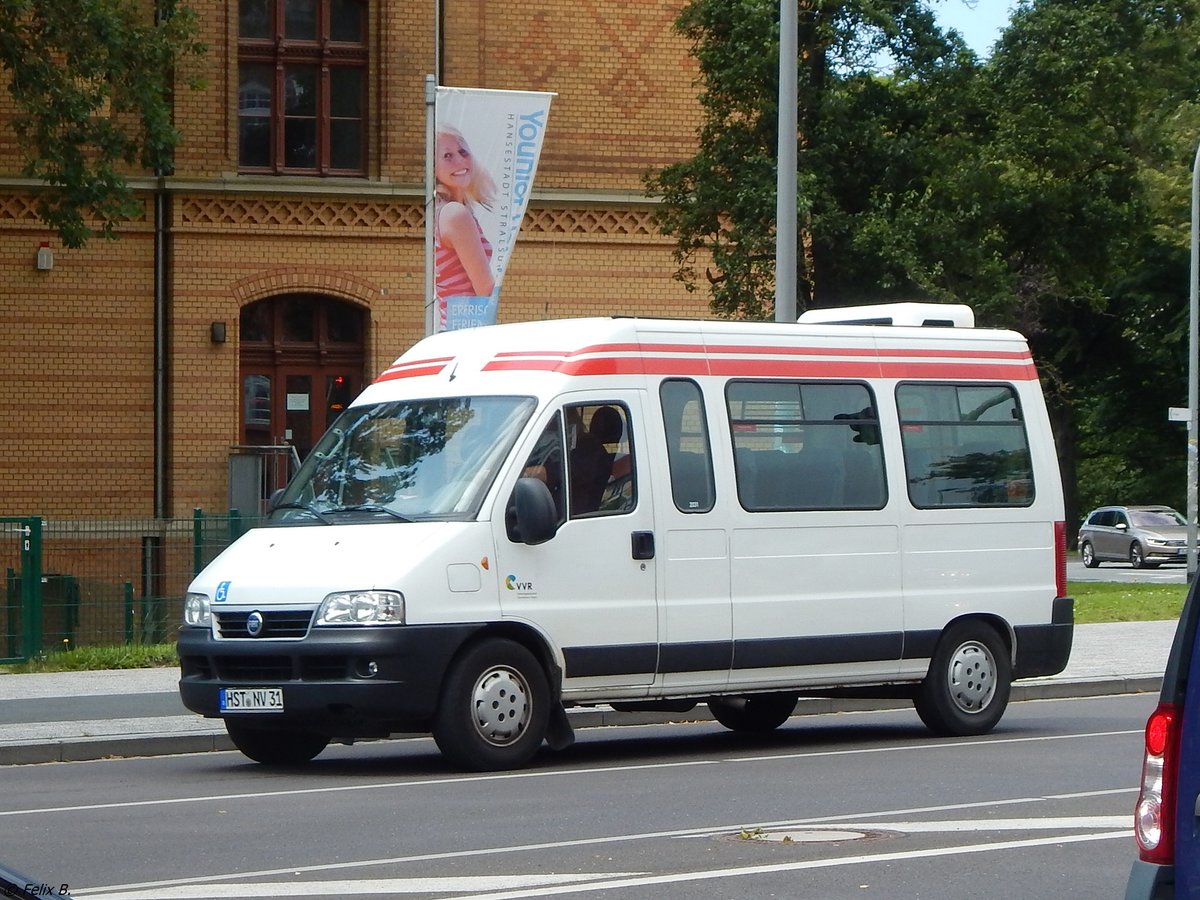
[775,0,797,323]
[1188,142,1199,580]
[424,73,436,338]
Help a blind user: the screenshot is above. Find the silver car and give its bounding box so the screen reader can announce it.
[1077,504,1187,569]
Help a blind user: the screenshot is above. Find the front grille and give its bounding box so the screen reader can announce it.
[214,609,313,639]
[214,655,294,681]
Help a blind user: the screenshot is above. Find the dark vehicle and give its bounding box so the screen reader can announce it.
[1126,578,1200,898]
[1078,505,1187,569]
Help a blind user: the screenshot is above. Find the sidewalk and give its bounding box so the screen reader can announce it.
[0,620,1176,765]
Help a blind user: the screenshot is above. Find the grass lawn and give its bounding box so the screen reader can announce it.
[0,642,177,674]
[1070,581,1187,624]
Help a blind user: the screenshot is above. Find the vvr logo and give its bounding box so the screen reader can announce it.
[505,575,534,591]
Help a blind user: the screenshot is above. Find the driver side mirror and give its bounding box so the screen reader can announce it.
[506,477,560,545]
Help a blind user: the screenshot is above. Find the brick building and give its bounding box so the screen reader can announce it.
[0,0,707,520]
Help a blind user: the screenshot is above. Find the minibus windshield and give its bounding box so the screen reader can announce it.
[271,396,536,524]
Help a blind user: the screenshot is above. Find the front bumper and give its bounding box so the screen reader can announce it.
[177,623,485,737]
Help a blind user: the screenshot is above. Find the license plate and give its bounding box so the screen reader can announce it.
[220,687,284,712]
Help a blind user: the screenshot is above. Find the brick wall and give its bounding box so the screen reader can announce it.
[0,0,713,519]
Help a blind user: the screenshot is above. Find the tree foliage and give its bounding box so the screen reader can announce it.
[983,0,1200,519]
[645,0,977,318]
[0,0,204,247]
[646,0,1200,522]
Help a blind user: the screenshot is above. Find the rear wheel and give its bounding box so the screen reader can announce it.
[432,638,550,771]
[1080,541,1099,568]
[708,693,798,733]
[915,621,1011,737]
[225,721,329,765]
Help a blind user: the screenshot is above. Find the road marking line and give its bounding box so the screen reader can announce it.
[80,873,645,900]
[773,815,1131,833]
[83,831,1133,899]
[726,728,1141,762]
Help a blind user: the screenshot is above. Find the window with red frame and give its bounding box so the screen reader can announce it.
[238,0,367,175]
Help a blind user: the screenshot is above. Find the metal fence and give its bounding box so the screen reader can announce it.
[1,510,262,664]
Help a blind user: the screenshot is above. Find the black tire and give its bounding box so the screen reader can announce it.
[432,638,550,771]
[1080,541,1100,568]
[914,621,1011,737]
[1130,543,1146,569]
[225,721,329,765]
[708,693,798,733]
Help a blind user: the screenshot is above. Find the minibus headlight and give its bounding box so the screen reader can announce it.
[183,593,211,627]
[315,590,405,626]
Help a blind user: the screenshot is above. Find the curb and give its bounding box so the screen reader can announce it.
[0,675,1161,767]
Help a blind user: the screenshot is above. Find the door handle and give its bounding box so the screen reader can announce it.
[631,531,655,560]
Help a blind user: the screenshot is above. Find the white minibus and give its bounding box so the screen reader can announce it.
[178,304,1073,770]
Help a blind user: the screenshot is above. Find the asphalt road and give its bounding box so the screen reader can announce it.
[1,693,1154,900]
[1066,556,1187,584]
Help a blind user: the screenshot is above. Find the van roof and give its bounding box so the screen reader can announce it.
[362,313,1036,401]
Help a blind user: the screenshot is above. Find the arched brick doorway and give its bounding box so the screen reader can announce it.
[238,294,367,496]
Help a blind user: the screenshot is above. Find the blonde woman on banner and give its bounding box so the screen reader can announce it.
[434,124,497,330]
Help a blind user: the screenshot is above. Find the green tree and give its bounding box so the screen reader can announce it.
[0,0,204,247]
[981,0,1200,522]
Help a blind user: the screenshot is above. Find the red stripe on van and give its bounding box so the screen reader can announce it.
[373,357,454,383]
[483,351,1038,381]
[701,343,1032,361]
[491,341,1032,362]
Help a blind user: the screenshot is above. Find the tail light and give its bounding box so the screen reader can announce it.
[1134,702,1180,864]
[1054,521,1067,598]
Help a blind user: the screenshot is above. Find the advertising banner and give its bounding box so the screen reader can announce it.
[433,86,554,331]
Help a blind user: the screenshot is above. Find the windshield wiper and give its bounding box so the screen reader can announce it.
[271,501,333,524]
[333,504,414,522]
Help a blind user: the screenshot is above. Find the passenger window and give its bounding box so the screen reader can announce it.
[897,383,1033,509]
[565,403,635,517]
[725,380,886,511]
[660,379,715,513]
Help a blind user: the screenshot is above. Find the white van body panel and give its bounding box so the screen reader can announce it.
[178,308,1073,767]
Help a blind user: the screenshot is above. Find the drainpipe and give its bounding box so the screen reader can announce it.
[154,180,168,519]
[153,0,170,519]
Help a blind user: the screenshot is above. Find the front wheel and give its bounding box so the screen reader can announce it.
[1130,543,1146,569]
[225,721,329,765]
[1080,541,1099,568]
[915,622,1011,737]
[708,693,798,733]
[432,638,550,771]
